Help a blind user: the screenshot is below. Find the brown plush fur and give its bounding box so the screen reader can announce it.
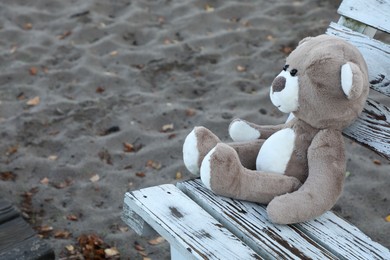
[183,35,369,224]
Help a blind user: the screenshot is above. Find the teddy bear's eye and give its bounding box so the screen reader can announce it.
[283,64,289,71]
[290,69,298,76]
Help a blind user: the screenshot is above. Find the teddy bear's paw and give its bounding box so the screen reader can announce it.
[266,190,303,225]
[229,119,260,142]
[183,126,220,175]
[200,143,242,195]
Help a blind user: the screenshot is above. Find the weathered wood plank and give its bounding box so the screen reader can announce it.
[121,203,156,236]
[0,199,54,260]
[295,212,390,260]
[326,22,390,97]
[337,0,390,33]
[178,179,337,260]
[123,184,262,260]
[344,98,390,160]
[0,199,19,224]
[337,16,376,37]
[178,179,390,260]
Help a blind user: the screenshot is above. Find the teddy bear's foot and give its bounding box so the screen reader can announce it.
[200,143,301,204]
[229,119,261,142]
[183,126,221,175]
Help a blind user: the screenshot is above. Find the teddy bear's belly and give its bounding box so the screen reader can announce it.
[256,128,296,174]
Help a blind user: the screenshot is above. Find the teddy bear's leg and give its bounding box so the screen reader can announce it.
[229,119,285,142]
[225,140,265,170]
[266,130,345,224]
[200,143,302,204]
[183,126,221,175]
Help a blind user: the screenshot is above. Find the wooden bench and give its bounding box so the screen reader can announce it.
[0,199,54,260]
[122,0,390,259]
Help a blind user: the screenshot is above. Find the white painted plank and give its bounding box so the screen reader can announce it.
[344,99,390,160]
[296,212,390,260]
[337,0,390,33]
[177,179,336,260]
[123,184,262,260]
[121,203,156,236]
[327,22,390,96]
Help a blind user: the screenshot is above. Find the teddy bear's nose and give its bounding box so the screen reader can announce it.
[272,76,286,93]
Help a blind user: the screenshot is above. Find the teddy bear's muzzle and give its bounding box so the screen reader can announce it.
[272,76,286,93]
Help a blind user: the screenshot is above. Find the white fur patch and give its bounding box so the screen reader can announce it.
[341,63,353,98]
[183,129,200,175]
[270,70,299,113]
[229,120,260,142]
[200,147,216,189]
[256,128,295,174]
[286,113,295,123]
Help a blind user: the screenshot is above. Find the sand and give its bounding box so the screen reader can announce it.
[0,0,389,258]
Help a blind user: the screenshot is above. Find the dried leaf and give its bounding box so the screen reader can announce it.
[90,174,100,183]
[119,226,128,233]
[109,50,118,56]
[373,159,382,165]
[266,35,275,41]
[123,142,134,152]
[23,23,33,30]
[40,177,50,185]
[136,172,146,178]
[175,171,182,180]
[146,160,162,170]
[164,39,173,45]
[48,155,58,161]
[17,92,26,100]
[241,20,250,27]
[96,86,105,93]
[37,225,54,238]
[10,45,17,54]
[67,214,78,221]
[0,171,17,181]
[65,245,75,252]
[105,247,120,257]
[204,4,215,12]
[57,30,72,40]
[52,179,73,189]
[168,133,176,139]
[385,215,390,222]
[78,234,108,259]
[161,123,174,132]
[29,67,38,75]
[280,45,293,54]
[27,96,40,106]
[158,16,165,24]
[236,65,246,72]
[6,146,18,155]
[133,64,145,70]
[54,230,71,239]
[134,241,145,251]
[98,149,113,165]
[148,236,165,245]
[185,108,196,117]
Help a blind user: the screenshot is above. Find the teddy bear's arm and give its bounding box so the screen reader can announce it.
[266,129,346,224]
[229,118,285,142]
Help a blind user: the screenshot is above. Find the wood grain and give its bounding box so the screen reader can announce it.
[178,179,390,260]
[178,179,336,260]
[337,0,390,33]
[123,184,262,260]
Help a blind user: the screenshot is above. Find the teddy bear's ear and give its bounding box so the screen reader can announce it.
[341,62,364,100]
[298,37,312,46]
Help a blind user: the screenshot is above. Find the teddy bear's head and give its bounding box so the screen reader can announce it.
[270,35,369,129]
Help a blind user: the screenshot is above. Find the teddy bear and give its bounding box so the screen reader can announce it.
[182,34,369,224]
